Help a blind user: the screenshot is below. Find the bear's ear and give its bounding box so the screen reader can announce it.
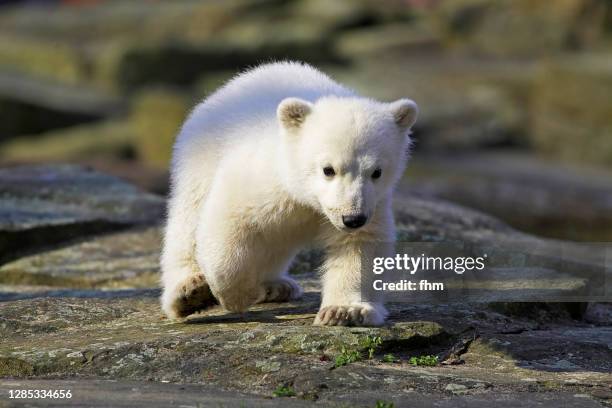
[277,98,313,131]
[389,99,418,130]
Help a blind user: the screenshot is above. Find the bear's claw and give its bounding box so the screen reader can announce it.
[313,304,386,327]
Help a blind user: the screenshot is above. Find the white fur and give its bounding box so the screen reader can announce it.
[160,61,417,326]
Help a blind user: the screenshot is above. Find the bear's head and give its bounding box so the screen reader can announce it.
[277,95,417,231]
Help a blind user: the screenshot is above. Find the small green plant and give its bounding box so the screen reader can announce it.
[272,385,296,397]
[375,400,395,408]
[361,335,383,359]
[408,355,439,366]
[382,353,397,363]
[334,346,361,367]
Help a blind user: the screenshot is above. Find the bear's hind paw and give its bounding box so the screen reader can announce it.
[258,277,303,303]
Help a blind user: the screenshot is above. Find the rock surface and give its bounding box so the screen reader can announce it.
[1,380,606,408]
[404,152,612,240]
[1,182,605,302]
[0,227,160,296]
[0,167,610,406]
[0,165,164,264]
[0,284,610,407]
[0,71,123,140]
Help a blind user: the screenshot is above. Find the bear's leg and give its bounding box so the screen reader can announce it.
[161,180,217,319]
[195,241,259,312]
[195,201,261,312]
[314,239,390,327]
[198,239,303,311]
[196,203,304,311]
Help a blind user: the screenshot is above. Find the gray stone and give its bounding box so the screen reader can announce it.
[0,291,610,406]
[0,227,161,294]
[0,379,605,408]
[1,179,607,307]
[0,70,123,139]
[584,303,612,325]
[445,383,468,394]
[404,151,612,241]
[0,165,164,263]
[2,188,606,305]
[0,379,316,407]
[0,168,610,406]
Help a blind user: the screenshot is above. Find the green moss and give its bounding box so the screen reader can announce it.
[334,346,361,367]
[539,380,562,390]
[34,355,86,377]
[361,335,383,359]
[278,323,447,364]
[272,385,296,398]
[276,329,359,355]
[408,355,439,366]
[382,353,397,363]
[0,357,34,376]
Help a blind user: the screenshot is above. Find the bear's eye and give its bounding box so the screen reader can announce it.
[323,166,336,177]
[372,168,382,180]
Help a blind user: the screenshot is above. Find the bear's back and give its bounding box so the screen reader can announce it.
[178,62,355,146]
[214,61,354,107]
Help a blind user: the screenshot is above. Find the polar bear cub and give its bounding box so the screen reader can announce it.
[160,61,417,326]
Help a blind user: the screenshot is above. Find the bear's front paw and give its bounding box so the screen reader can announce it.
[258,277,303,303]
[313,303,387,327]
[162,274,218,319]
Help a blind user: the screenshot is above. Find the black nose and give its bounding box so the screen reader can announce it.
[342,214,367,229]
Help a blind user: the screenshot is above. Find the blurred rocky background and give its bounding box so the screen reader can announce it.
[0,1,611,406]
[1,0,611,241]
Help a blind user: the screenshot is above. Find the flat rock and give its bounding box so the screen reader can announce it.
[0,174,610,405]
[0,70,123,139]
[405,151,612,241]
[1,185,607,305]
[1,189,607,304]
[0,379,315,408]
[0,227,161,295]
[0,289,610,406]
[0,165,164,263]
[0,71,121,119]
[0,379,605,408]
